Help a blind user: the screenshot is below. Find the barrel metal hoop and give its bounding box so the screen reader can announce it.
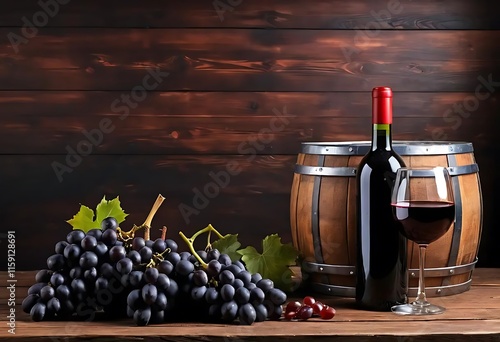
[294,164,478,177]
[310,279,472,297]
[302,258,476,277]
[311,156,325,267]
[301,141,474,156]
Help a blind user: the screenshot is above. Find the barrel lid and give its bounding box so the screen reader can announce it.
[300,141,474,155]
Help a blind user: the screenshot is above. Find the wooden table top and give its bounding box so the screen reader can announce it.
[1,268,499,341]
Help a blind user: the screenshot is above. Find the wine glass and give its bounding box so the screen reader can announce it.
[390,166,455,315]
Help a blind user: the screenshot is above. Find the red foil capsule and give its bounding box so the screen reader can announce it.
[372,86,393,124]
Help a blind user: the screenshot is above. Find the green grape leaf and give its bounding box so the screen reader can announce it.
[212,234,241,261]
[66,196,128,232]
[237,234,298,291]
[95,196,128,225]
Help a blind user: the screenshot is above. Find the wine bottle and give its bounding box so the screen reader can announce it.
[355,86,407,311]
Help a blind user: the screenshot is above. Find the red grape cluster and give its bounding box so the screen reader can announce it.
[284,296,336,321]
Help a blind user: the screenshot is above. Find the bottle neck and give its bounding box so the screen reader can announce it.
[372,123,392,151]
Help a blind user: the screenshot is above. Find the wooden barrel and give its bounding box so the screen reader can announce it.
[290,141,482,297]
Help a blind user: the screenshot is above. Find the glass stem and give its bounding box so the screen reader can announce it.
[415,244,429,305]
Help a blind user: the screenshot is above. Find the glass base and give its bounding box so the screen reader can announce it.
[391,301,445,315]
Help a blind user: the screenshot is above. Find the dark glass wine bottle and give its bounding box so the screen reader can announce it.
[355,86,407,311]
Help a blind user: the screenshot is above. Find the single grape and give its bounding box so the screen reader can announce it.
[233,260,245,272]
[226,264,242,276]
[39,285,55,302]
[251,273,263,284]
[64,244,81,260]
[133,308,151,326]
[66,230,85,244]
[86,228,103,241]
[139,246,153,263]
[95,277,109,291]
[109,246,126,263]
[22,294,39,313]
[101,217,118,231]
[142,284,158,305]
[129,271,145,288]
[94,242,108,257]
[235,286,250,305]
[99,263,114,278]
[219,254,232,266]
[268,288,287,306]
[166,252,181,266]
[127,289,142,310]
[207,259,222,278]
[191,286,207,300]
[144,267,159,284]
[312,301,324,316]
[175,260,194,276]
[55,285,71,301]
[205,287,219,304]
[165,278,179,297]
[250,287,265,306]
[257,278,274,293]
[81,236,98,251]
[50,273,65,287]
[101,229,118,245]
[116,258,133,275]
[254,303,268,322]
[127,250,142,265]
[157,260,174,275]
[233,279,244,290]
[84,267,98,282]
[36,269,52,283]
[284,310,296,320]
[30,302,46,321]
[47,254,65,271]
[156,274,171,291]
[236,271,252,286]
[145,240,154,249]
[165,239,178,252]
[246,283,257,291]
[79,251,98,269]
[285,301,302,314]
[28,282,46,295]
[193,270,208,286]
[221,284,235,301]
[221,300,238,321]
[152,238,167,253]
[71,279,86,294]
[55,241,69,255]
[207,249,220,261]
[197,250,208,262]
[219,270,235,285]
[179,251,191,260]
[238,303,256,325]
[132,237,146,251]
[303,296,315,306]
[69,267,83,279]
[320,305,336,320]
[47,297,61,314]
[296,304,313,320]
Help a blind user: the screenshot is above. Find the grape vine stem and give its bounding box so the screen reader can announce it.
[142,194,165,240]
[179,224,224,268]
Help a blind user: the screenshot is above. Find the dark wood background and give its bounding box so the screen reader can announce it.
[0,0,498,271]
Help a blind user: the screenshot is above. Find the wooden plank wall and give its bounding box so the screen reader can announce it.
[0,0,498,270]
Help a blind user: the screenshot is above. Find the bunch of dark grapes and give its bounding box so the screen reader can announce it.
[164,248,287,325]
[283,296,336,321]
[125,236,179,325]
[22,217,126,321]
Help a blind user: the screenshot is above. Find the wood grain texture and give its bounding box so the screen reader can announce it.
[0,91,497,155]
[0,0,499,29]
[0,29,499,91]
[1,269,499,341]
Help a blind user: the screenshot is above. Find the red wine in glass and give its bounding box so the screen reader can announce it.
[392,200,455,244]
